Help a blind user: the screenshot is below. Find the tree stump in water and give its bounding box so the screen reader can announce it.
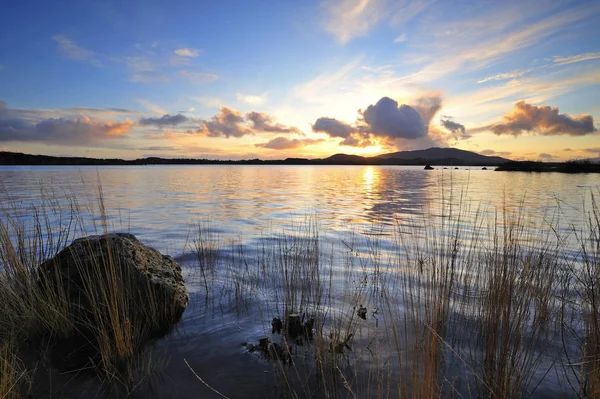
[287,314,303,340]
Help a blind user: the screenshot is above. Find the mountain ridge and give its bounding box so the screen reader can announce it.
[0,147,511,166]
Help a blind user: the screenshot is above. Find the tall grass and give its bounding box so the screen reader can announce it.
[2,182,600,398]
[0,188,175,398]
[185,189,598,398]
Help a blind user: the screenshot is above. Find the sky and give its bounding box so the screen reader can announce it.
[0,0,599,161]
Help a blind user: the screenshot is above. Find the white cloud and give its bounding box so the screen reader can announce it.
[174,48,199,57]
[236,92,267,105]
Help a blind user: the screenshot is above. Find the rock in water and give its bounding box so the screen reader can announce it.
[272,317,283,334]
[424,164,434,170]
[357,305,367,320]
[38,233,188,365]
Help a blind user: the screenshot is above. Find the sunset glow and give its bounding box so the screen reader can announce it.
[0,0,598,161]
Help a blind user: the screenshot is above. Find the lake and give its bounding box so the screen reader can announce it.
[1,165,599,398]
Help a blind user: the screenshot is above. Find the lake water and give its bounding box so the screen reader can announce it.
[1,165,599,398]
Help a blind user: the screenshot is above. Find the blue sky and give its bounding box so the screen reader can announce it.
[0,0,599,160]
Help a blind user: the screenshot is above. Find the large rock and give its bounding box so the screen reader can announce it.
[38,233,188,364]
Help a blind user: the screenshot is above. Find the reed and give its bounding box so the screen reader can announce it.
[2,181,600,398]
[0,188,171,397]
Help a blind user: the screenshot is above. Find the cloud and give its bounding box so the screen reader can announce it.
[192,97,221,108]
[312,117,357,138]
[52,35,101,66]
[0,115,133,146]
[196,107,304,138]
[340,135,373,147]
[255,137,324,150]
[124,56,156,72]
[322,0,432,44]
[137,100,167,115]
[539,153,555,160]
[311,95,445,148]
[583,147,600,153]
[178,70,219,84]
[476,52,599,84]
[198,106,252,138]
[170,56,193,66]
[0,102,138,147]
[487,101,596,136]
[564,148,573,152]
[441,118,466,135]
[174,48,199,57]
[138,146,178,152]
[410,95,442,125]
[131,73,170,84]
[406,4,596,83]
[323,0,384,44]
[553,52,600,66]
[362,97,427,139]
[477,68,538,84]
[236,93,267,105]
[139,114,189,127]
[246,112,300,134]
[480,149,512,157]
[393,34,407,43]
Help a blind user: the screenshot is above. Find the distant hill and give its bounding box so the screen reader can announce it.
[0,147,510,166]
[322,147,511,166]
[375,147,510,165]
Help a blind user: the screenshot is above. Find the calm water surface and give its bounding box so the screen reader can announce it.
[1,165,599,398]
[2,165,598,250]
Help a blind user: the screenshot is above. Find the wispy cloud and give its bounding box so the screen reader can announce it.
[477,67,539,84]
[170,56,192,66]
[255,137,324,150]
[192,97,221,109]
[478,52,600,84]
[552,52,600,66]
[178,70,219,84]
[480,149,512,157]
[52,34,101,67]
[174,48,199,57]
[124,56,157,72]
[408,3,597,83]
[322,0,432,44]
[446,67,600,124]
[137,100,167,115]
[131,73,170,84]
[393,34,407,43]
